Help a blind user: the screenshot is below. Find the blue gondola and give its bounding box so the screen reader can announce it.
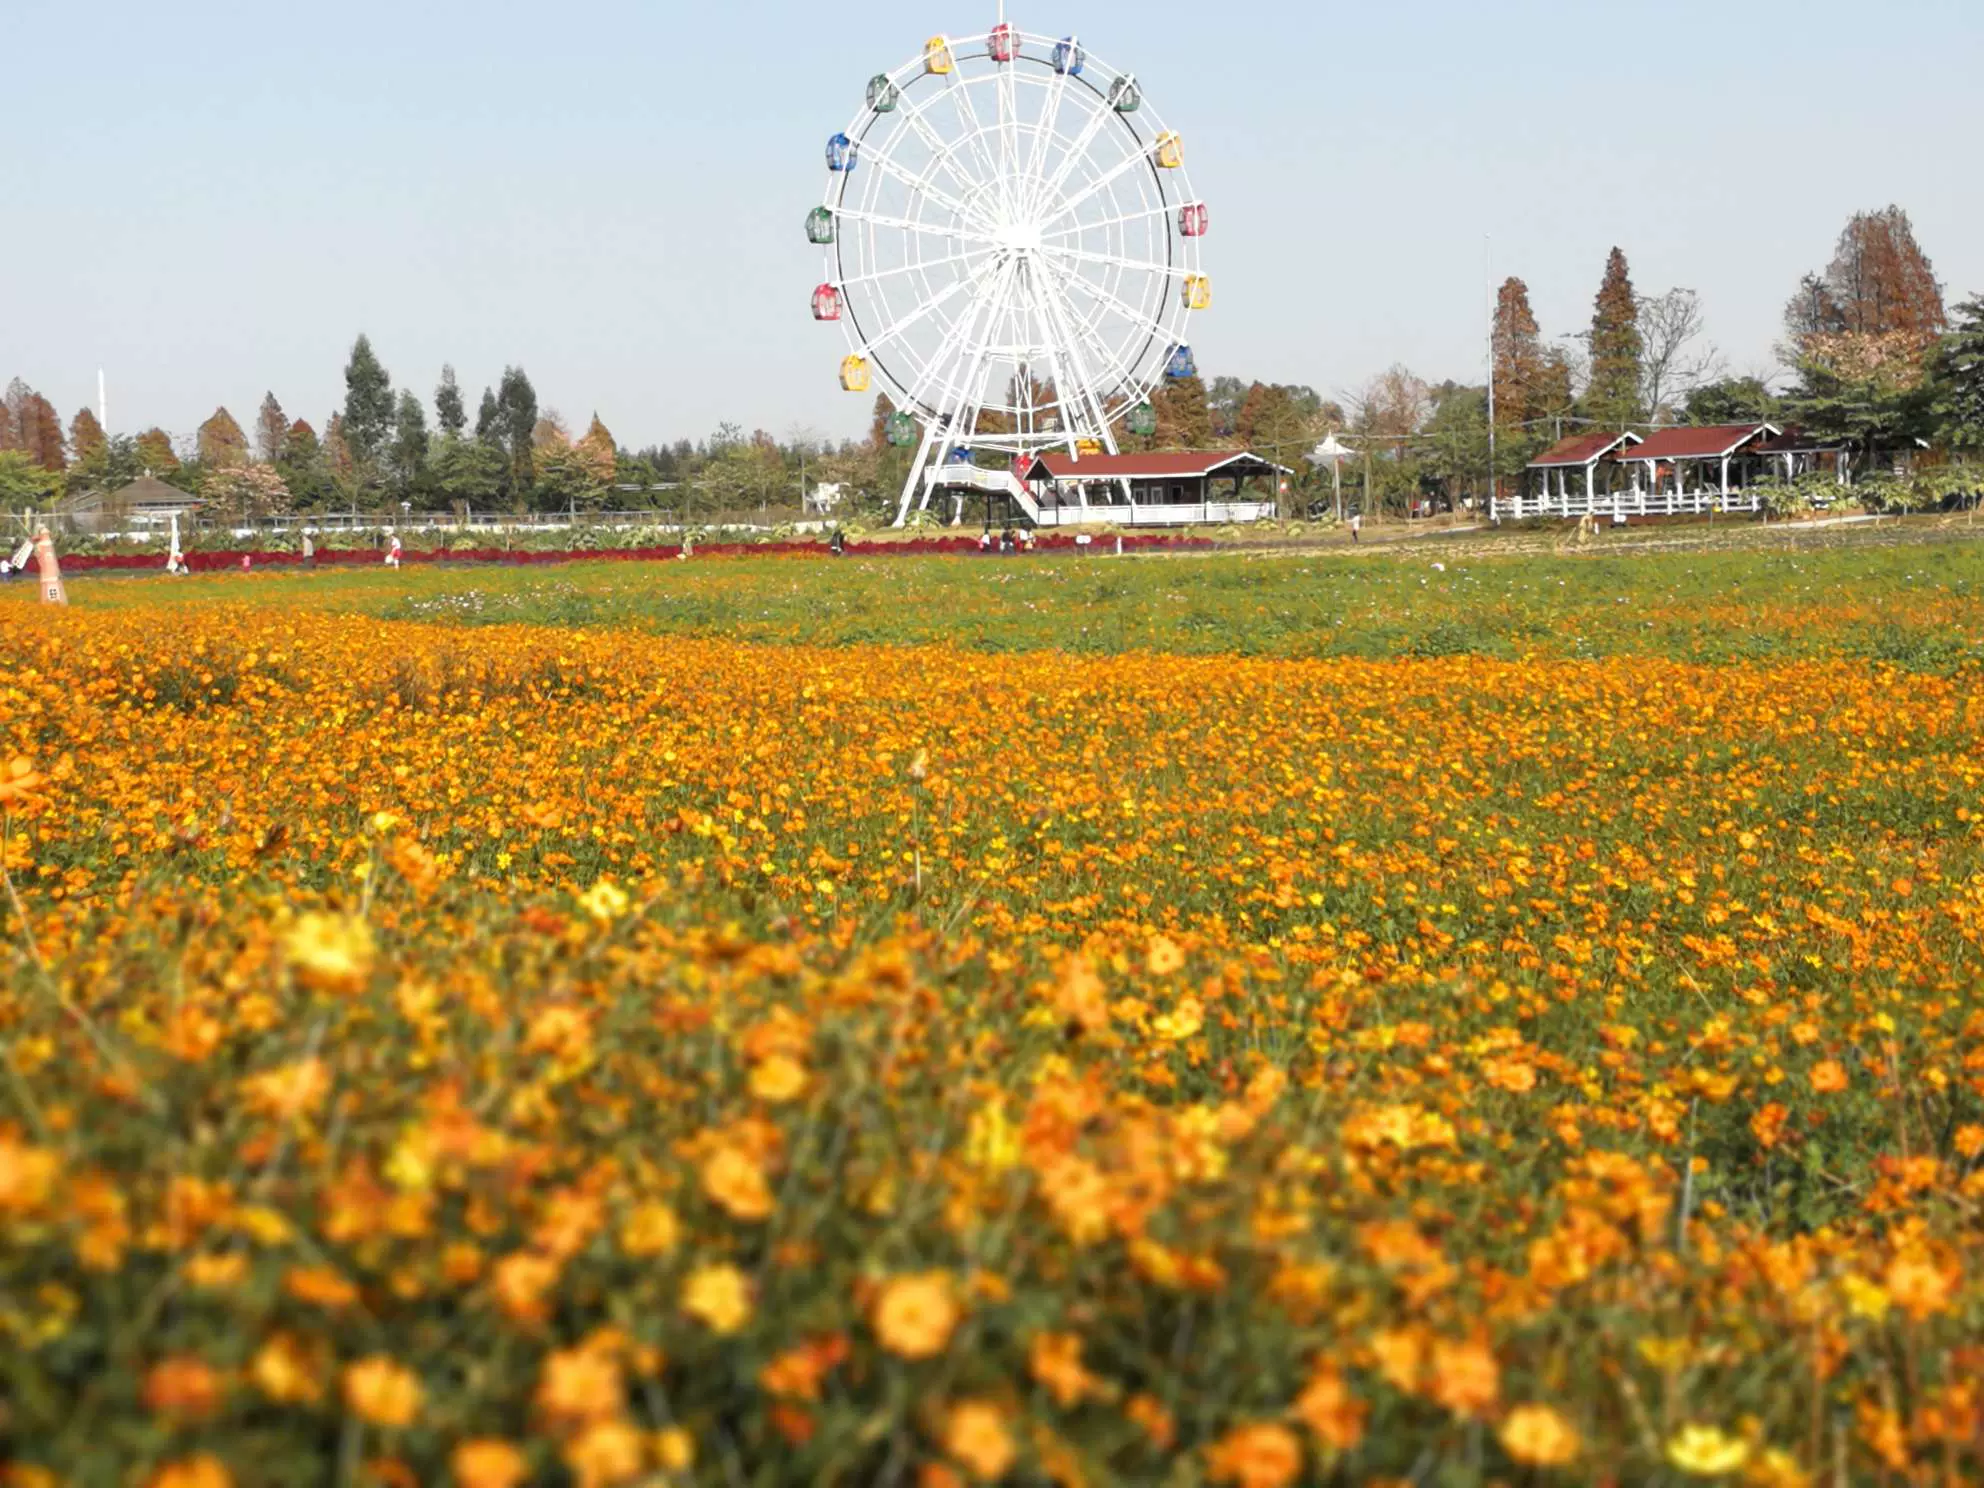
[1165,344,1197,380]
[1053,36,1084,75]
[826,133,857,171]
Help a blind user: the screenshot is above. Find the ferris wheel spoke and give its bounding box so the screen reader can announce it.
[1036,263,1138,432]
[946,256,1023,451]
[1036,143,1165,234]
[1037,240,1177,277]
[833,205,990,248]
[886,89,998,224]
[863,145,996,236]
[1020,65,1073,216]
[1040,202,1172,239]
[837,245,996,287]
[858,266,994,359]
[1025,94,1121,220]
[941,71,1008,218]
[1038,257,1174,366]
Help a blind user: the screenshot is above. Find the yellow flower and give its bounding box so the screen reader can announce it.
[343,1355,424,1428]
[652,1427,695,1472]
[701,1146,775,1222]
[748,1053,808,1104]
[578,877,630,924]
[682,1263,752,1335]
[872,1272,959,1359]
[1499,1404,1580,1467]
[1145,934,1185,975]
[284,912,376,993]
[619,1200,681,1257]
[1667,1425,1750,1477]
[944,1400,1016,1481]
[1151,996,1204,1043]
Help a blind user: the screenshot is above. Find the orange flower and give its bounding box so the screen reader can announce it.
[1809,1060,1848,1094]
[1028,1331,1096,1409]
[873,1272,960,1359]
[143,1356,226,1422]
[702,1145,775,1221]
[251,1332,325,1404]
[944,1400,1017,1481]
[0,756,47,810]
[748,1054,809,1103]
[536,1345,625,1427]
[1291,1364,1366,1452]
[454,1452,531,1488]
[1205,1422,1303,1488]
[1499,1404,1580,1467]
[1429,1337,1499,1419]
[561,1419,644,1488]
[1126,1392,1176,1450]
[145,1456,232,1488]
[619,1200,680,1258]
[343,1356,424,1428]
[1883,1253,1953,1320]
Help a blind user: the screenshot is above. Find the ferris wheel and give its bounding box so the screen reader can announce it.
[808,16,1208,524]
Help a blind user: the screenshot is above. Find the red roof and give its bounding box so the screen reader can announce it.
[1618,423,1778,461]
[1022,451,1285,481]
[1527,431,1642,469]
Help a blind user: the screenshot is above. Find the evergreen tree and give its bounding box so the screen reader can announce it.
[341,334,394,468]
[255,392,288,463]
[435,365,466,438]
[475,387,500,441]
[3,380,66,471]
[1150,375,1212,448]
[431,435,507,508]
[575,414,618,493]
[278,419,332,509]
[1587,248,1643,428]
[1684,377,1781,427]
[495,365,539,501]
[389,391,431,499]
[1492,278,1545,434]
[1932,294,1984,452]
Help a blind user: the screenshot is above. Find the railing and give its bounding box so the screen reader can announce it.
[1491,488,1767,521]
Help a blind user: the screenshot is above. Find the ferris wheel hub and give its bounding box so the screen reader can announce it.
[992,220,1043,253]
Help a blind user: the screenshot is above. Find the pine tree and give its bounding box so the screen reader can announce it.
[324,414,355,485]
[198,407,249,468]
[1151,376,1212,448]
[279,419,330,508]
[69,407,106,467]
[4,381,66,471]
[475,387,500,442]
[575,414,618,492]
[1587,248,1643,428]
[1932,294,1984,453]
[1492,278,1545,434]
[341,334,394,466]
[435,365,466,438]
[255,393,288,463]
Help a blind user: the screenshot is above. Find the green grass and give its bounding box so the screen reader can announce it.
[10,524,1984,669]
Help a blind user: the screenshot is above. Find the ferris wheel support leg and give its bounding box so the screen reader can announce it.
[893,417,943,528]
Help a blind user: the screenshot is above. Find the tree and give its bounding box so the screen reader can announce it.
[430,435,507,508]
[278,419,333,508]
[1148,375,1212,448]
[1639,289,1723,420]
[533,411,572,453]
[323,414,355,491]
[574,414,617,493]
[1587,248,1643,429]
[435,365,466,438]
[0,451,61,507]
[197,407,248,468]
[388,390,430,499]
[341,334,394,470]
[1354,365,1431,439]
[475,387,500,441]
[68,407,106,468]
[204,464,292,522]
[1932,294,1984,452]
[1784,336,1938,467]
[255,393,288,463]
[1421,383,1491,506]
[1684,377,1781,427]
[1783,206,1946,347]
[4,380,66,472]
[1489,278,1572,441]
[494,366,539,502]
[135,427,180,477]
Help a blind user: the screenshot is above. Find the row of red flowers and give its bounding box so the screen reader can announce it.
[53,533,1212,573]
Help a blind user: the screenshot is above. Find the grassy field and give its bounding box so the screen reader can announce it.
[1,533,1982,1486]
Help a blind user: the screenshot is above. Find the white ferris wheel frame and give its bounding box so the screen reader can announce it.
[815,21,1204,522]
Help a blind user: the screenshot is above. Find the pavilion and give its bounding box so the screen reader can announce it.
[1609,423,1781,514]
[1503,431,1643,519]
[1016,451,1286,526]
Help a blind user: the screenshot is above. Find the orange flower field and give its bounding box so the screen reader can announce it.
[2,568,1983,1485]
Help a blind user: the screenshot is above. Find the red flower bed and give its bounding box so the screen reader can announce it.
[55,533,1212,574]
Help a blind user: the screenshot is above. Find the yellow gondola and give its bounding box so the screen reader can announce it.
[1181,274,1211,311]
[1154,132,1183,168]
[840,355,871,393]
[924,36,954,74]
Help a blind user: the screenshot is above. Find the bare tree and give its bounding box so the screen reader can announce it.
[1351,364,1431,438]
[1638,289,1723,420]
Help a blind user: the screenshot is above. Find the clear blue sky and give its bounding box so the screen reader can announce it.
[10,0,1981,451]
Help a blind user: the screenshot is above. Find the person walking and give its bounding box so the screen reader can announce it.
[1349,511,1362,544]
